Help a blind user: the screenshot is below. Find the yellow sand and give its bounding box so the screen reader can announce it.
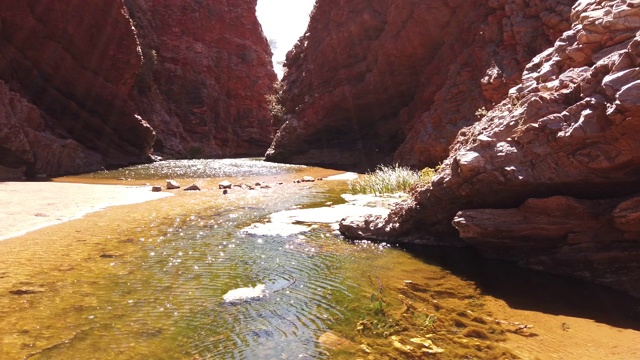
[0,181,172,241]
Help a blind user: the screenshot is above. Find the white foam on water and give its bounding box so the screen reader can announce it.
[223,284,268,303]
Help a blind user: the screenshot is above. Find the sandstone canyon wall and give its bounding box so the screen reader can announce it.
[340,0,640,297]
[0,0,276,179]
[0,0,154,179]
[266,0,573,170]
[124,0,277,159]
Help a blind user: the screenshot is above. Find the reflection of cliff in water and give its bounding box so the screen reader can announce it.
[403,244,640,330]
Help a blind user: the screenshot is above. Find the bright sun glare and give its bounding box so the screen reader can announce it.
[256,0,315,79]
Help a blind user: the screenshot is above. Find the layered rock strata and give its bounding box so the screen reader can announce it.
[0,0,154,179]
[266,0,573,170]
[124,0,277,158]
[341,0,640,297]
[0,0,276,179]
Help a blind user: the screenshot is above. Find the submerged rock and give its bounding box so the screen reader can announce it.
[241,222,311,237]
[9,287,46,295]
[222,284,267,304]
[100,252,124,259]
[318,332,356,350]
[242,194,401,237]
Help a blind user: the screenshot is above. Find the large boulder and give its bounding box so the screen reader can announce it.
[0,0,155,178]
[266,0,572,170]
[341,0,640,297]
[124,0,278,158]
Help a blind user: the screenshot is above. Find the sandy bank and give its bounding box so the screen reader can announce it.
[0,182,172,241]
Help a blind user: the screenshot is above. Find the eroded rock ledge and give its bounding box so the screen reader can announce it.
[341,0,640,297]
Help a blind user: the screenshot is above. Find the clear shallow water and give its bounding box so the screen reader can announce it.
[2,159,640,359]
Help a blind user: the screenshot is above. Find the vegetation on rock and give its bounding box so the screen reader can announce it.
[348,164,435,195]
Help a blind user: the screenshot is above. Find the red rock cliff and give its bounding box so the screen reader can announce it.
[341,0,640,297]
[266,0,572,170]
[124,0,277,158]
[0,0,155,179]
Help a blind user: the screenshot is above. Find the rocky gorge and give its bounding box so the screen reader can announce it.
[1,0,640,300]
[265,0,574,169]
[0,0,275,179]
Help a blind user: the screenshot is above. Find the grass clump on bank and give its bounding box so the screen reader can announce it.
[349,164,434,196]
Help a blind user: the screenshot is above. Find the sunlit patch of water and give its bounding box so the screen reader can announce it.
[77,158,307,181]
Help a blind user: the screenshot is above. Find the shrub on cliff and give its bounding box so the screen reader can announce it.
[135,48,158,95]
[266,81,285,128]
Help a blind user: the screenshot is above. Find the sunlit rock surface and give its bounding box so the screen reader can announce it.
[124,0,277,158]
[0,0,154,179]
[266,0,572,169]
[341,0,640,298]
[242,193,402,236]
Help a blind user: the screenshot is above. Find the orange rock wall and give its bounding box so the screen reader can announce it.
[266,0,573,170]
[0,0,153,178]
[125,0,277,158]
[340,0,640,297]
[0,0,276,179]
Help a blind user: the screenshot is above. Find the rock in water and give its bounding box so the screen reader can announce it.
[184,184,201,191]
[166,180,181,189]
[223,284,267,304]
[218,180,233,189]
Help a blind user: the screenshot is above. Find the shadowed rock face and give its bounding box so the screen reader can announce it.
[0,0,155,179]
[340,0,640,297]
[266,0,572,170]
[125,0,277,159]
[0,0,277,179]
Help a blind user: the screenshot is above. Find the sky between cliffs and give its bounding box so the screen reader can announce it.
[256,0,315,79]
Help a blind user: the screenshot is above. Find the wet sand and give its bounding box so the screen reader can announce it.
[490,301,640,360]
[0,181,172,241]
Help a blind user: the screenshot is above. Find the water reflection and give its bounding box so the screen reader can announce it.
[401,244,640,330]
[0,160,359,359]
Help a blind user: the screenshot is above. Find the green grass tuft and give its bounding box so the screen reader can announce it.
[349,164,432,195]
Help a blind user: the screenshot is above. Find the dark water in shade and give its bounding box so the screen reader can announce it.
[1,159,639,360]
